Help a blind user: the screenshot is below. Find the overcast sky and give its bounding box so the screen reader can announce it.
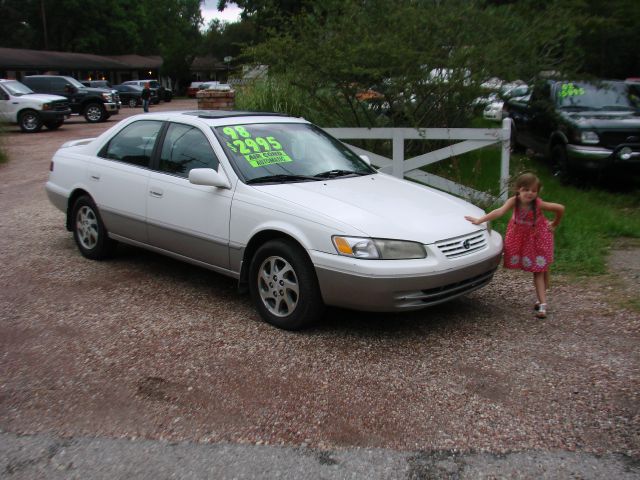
[200,0,242,26]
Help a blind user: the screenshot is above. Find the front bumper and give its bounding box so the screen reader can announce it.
[567,142,640,170]
[104,102,120,113]
[41,108,71,121]
[311,230,503,312]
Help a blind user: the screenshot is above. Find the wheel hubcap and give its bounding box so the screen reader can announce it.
[76,206,99,250]
[23,114,37,130]
[86,106,102,121]
[257,256,299,317]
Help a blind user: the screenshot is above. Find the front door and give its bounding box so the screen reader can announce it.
[0,85,15,122]
[146,122,233,270]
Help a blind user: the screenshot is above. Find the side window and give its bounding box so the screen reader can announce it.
[24,77,47,92]
[99,120,163,168]
[158,123,219,177]
[0,85,8,100]
[49,77,68,94]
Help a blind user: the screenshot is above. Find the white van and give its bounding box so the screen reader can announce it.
[0,79,71,133]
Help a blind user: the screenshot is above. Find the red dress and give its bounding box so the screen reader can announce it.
[503,197,554,272]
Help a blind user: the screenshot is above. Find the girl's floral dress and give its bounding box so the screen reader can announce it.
[503,197,554,272]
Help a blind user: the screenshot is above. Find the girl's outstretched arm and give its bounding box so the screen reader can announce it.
[464,196,516,225]
[539,200,565,229]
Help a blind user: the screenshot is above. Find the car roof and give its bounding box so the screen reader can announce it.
[182,110,293,120]
[132,110,304,127]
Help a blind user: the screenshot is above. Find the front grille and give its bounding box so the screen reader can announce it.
[436,231,487,258]
[600,131,640,149]
[51,100,69,111]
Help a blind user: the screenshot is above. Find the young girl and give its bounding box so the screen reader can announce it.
[465,172,565,318]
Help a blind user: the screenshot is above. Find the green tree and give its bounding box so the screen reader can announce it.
[201,16,261,59]
[243,0,582,129]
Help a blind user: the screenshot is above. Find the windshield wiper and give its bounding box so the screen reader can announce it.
[313,169,368,179]
[246,174,320,185]
[598,105,634,111]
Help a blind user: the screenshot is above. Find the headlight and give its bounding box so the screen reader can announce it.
[102,93,113,102]
[42,103,51,110]
[579,131,599,144]
[332,236,426,260]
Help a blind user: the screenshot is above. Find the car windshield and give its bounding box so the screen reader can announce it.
[556,82,638,111]
[213,122,376,183]
[1,80,34,96]
[65,77,85,89]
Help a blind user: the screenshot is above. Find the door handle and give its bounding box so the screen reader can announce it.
[149,189,163,198]
[89,172,100,181]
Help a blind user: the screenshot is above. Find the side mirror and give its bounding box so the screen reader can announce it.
[189,168,231,189]
[359,154,371,165]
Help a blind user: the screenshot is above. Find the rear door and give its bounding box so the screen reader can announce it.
[89,119,164,243]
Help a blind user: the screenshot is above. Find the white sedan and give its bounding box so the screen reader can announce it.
[45,111,503,329]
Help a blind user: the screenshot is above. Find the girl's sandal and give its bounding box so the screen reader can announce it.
[536,303,547,319]
[534,302,541,311]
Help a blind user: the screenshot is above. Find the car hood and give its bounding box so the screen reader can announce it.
[253,173,484,244]
[25,93,67,102]
[82,87,112,94]
[561,109,640,129]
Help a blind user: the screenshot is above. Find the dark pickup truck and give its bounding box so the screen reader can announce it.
[504,79,640,178]
[23,75,120,123]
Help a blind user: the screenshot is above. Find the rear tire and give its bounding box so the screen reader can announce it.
[128,98,137,108]
[18,110,43,133]
[249,239,325,330]
[71,195,116,260]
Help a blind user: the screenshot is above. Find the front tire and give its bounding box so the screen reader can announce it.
[84,103,106,123]
[249,239,325,330]
[71,196,116,260]
[18,110,43,133]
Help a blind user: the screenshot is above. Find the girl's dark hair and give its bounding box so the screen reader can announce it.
[513,172,541,226]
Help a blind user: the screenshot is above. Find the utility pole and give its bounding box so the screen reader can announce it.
[41,0,49,50]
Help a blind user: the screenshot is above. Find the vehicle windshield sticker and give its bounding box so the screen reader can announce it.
[222,126,292,167]
[559,83,585,98]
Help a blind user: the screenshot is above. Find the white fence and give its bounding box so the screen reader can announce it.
[325,118,512,204]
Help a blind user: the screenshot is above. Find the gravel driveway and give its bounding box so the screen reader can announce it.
[1,100,639,477]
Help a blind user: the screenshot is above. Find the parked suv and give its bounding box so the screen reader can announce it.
[0,79,71,132]
[504,79,640,178]
[23,75,120,123]
[122,79,172,102]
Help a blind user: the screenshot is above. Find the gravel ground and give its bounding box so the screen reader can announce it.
[1,100,639,475]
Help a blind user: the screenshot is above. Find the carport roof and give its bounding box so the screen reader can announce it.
[0,47,162,71]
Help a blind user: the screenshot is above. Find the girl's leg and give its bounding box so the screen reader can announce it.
[544,270,550,290]
[534,271,546,305]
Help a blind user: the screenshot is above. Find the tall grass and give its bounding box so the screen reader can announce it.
[235,76,310,118]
